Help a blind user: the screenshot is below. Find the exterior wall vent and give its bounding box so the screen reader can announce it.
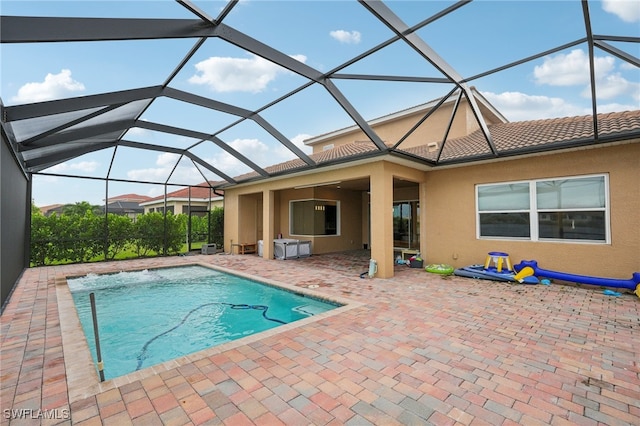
[322,144,334,151]
[428,142,439,152]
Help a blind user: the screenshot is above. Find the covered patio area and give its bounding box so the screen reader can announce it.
[226,162,427,279]
[1,251,638,425]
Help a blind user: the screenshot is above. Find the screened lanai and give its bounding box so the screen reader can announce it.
[2,0,639,305]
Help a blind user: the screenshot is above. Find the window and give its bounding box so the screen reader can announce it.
[155,206,174,214]
[290,199,339,236]
[182,205,208,216]
[477,175,608,243]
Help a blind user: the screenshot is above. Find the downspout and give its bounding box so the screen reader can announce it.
[212,186,224,252]
[163,185,168,256]
[104,179,109,261]
[207,187,212,246]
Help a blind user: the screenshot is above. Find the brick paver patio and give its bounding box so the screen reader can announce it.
[1,251,638,425]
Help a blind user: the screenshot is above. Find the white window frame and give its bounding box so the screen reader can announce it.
[476,174,610,244]
[289,198,341,237]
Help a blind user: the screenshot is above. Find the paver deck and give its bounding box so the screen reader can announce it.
[1,251,639,425]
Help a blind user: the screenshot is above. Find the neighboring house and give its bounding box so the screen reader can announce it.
[139,182,224,216]
[101,194,151,221]
[39,196,150,220]
[105,194,152,204]
[38,204,65,217]
[222,93,640,279]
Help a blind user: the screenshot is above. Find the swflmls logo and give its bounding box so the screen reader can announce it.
[3,409,71,420]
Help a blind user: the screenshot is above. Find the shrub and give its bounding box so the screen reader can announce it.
[133,212,184,255]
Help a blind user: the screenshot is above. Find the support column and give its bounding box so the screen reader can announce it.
[223,192,239,253]
[369,163,394,278]
[419,180,428,261]
[262,189,275,260]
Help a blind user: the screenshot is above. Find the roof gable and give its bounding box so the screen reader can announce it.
[230,110,640,184]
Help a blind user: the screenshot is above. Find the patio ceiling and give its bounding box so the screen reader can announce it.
[1,0,639,190]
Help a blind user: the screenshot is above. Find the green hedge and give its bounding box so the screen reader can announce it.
[30,203,224,266]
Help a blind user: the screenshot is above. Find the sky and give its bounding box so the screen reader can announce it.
[1,0,639,207]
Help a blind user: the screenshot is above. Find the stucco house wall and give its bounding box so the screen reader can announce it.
[225,162,375,255]
[224,159,430,277]
[223,92,639,280]
[422,142,639,279]
[305,94,504,153]
[224,140,639,279]
[275,187,364,254]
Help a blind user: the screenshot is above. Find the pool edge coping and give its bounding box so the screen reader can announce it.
[56,261,363,403]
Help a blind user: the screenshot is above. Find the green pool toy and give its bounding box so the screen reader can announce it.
[425,264,454,275]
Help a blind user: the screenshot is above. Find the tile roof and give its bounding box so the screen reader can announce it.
[143,181,224,203]
[38,203,65,214]
[234,142,381,182]
[233,110,640,183]
[403,110,640,162]
[102,201,144,213]
[106,193,152,202]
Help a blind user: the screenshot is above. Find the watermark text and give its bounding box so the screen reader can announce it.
[3,408,70,420]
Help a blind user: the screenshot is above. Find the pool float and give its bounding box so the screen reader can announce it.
[425,264,454,275]
[454,264,539,284]
[514,260,640,298]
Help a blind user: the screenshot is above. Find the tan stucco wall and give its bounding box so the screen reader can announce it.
[275,187,363,253]
[309,98,501,153]
[224,164,374,255]
[237,194,260,244]
[423,142,640,279]
[224,141,639,279]
[223,160,428,277]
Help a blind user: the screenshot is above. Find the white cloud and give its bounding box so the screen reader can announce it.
[11,69,85,103]
[533,49,615,86]
[583,72,640,100]
[156,152,181,167]
[126,167,170,182]
[198,135,314,179]
[47,160,99,173]
[126,153,202,183]
[124,127,151,137]
[597,102,640,113]
[602,0,640,23]
[484,87,637,122]
[125,138,299,184]
[531,48,639,108]
[620,62,637,71]
[188,54,307,93]
[329,30,361,44]
[230,137,270,154]
[481,91,587,121]
[273,133,313,161]
[208,138,269,176]
[145,187,164,199]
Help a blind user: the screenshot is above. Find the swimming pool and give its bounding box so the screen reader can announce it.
[68,265,340,380]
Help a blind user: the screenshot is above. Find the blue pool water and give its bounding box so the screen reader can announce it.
[68,265,339,380]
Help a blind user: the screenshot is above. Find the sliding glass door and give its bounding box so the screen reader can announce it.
[393,201,420,249]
